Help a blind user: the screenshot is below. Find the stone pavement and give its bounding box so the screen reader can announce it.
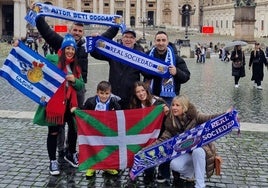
[1,35,268,187]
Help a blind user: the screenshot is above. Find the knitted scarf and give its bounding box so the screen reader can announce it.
[149,46,176,97]
[46,50,81,124]
[95,96,111,111]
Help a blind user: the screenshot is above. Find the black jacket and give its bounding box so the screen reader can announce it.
[90,27,145,109]
[83,96,121,110]
[36,17,89,83]
[145,43,190,96]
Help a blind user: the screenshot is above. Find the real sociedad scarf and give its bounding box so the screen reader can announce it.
[86,36,171,78]
[129,109,240,180]
[149,46,176,97]
[25,2,126,31]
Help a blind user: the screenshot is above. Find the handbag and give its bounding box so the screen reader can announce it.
[252,58,259,64]
[232,61,242,68]
[232,50,243,68]
[215,155,223,176]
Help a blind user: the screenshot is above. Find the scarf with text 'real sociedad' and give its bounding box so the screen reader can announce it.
[86,36,171,78]
[25,2,126,31]
[130,109,240,179]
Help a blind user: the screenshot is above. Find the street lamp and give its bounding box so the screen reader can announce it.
[179,4,196,41]
[139,17,148,44]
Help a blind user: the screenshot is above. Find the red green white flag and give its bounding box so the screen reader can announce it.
[74,105,164,171]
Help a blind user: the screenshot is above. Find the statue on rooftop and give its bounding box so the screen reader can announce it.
[235,0,256,7]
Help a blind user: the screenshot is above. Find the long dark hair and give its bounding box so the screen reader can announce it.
[58,49,80,77]
[129,81,153,109]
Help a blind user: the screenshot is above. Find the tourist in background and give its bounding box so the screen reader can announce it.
[230,45,245,88]
[249,42,268,90]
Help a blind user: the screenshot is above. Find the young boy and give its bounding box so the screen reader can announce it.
[83,81,121,178]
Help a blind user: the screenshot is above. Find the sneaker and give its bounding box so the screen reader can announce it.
[257,86,263,90]
[86,169,96,179]
[253,83,257,88]
[49,160,60,176]
[156,174,166,183]
[235,84,239,88]
[64,152,79,168]
[105,169,118,175]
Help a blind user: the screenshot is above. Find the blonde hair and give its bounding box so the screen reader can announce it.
[170,94,190,127]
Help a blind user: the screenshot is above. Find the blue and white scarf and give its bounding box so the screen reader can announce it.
[130,109,240,179]
[25,2,126,31]
[95,96,111,111]
[86,36,171,78]
[149,46,176,97]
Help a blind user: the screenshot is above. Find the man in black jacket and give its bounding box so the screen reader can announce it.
[144,31,190,186]
[145,31,190,105]
[91,28,145,109]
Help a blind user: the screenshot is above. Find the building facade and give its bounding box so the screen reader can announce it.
[0,0,267,39]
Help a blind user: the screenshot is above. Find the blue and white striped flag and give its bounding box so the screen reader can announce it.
[0,41,66,106]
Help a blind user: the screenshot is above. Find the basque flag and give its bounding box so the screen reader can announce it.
[74,105,165,171]
[0,41,66,106]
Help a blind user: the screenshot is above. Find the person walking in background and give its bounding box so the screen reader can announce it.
[33,34,84,175]
[223,50,230,62]
[195,44,201,63]
[230,45,245,88]
[42,42,49,56]
[34,38,38,53]
[83,81,121,178]
[249,42,268,90]
[129,81,169,186]
[199,46,206,63]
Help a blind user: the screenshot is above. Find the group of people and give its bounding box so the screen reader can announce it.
[41,42,57,56]
[18,4,234,188]
[230,42,268,89]
[195,44,206,63]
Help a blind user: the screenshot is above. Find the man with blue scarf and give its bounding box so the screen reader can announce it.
[144,31,190,186]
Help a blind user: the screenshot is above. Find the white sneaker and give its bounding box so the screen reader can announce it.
[235,84,239,88]
[257,86,263,90]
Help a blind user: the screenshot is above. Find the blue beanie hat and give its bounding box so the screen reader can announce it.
[61,34,77,50]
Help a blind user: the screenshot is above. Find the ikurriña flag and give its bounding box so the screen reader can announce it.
[0,41,66,106]
[74,105,165,171]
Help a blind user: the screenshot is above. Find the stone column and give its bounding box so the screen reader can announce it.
[234,3,256,43]
[99,0,103,14]
[93,0,97,13]
[156,0,161,27]
[76,0,81,11]
[14,0,26,39]
[136,0,141,27]
[0,4,2,36]
[125,0,130,26]
[110,0,114,14]
[58,0,63,24]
